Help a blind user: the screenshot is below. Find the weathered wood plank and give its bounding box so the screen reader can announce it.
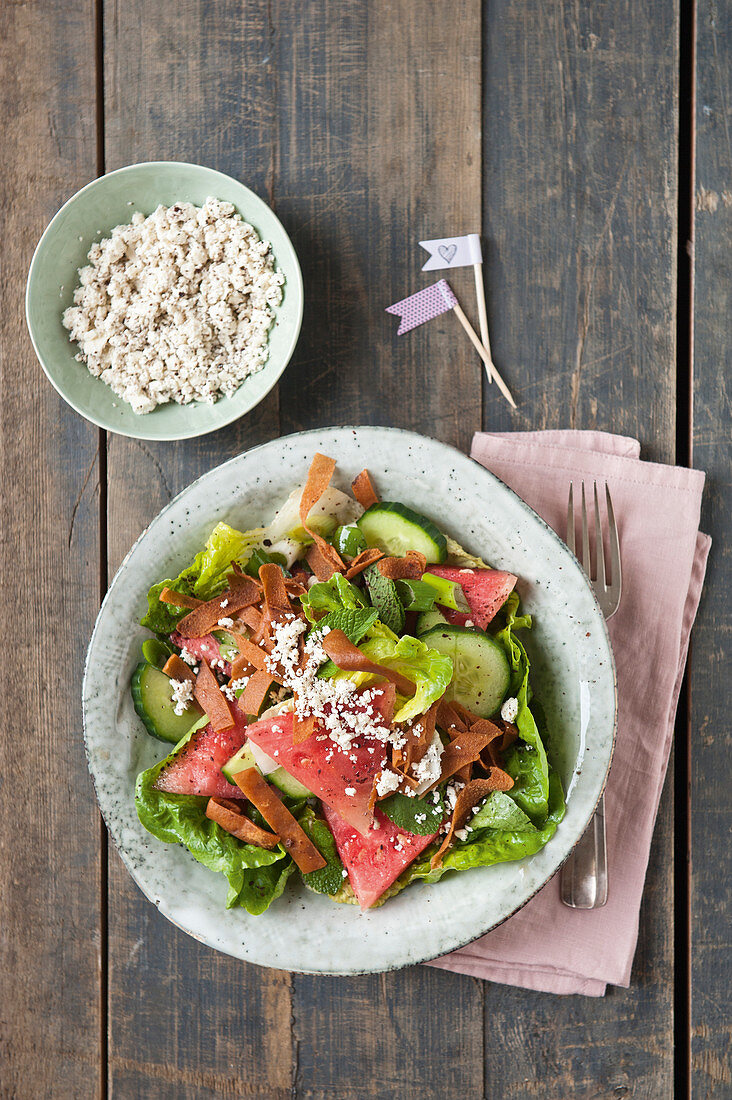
[691,2,732,1094]
[272,4,486,1097]
[103,2,290,1096]
[481,1,679,1095]
[0,1,102,1097]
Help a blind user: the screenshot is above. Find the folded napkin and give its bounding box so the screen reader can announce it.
[428,430,710,996]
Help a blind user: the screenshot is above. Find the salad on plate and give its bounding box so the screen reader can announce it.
[132,454,565,914]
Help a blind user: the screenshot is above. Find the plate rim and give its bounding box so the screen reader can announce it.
[25,160,304,441]
[83,425,618,973]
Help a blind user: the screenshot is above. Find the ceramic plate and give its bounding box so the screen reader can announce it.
[83,426,616,973]
[25,161,303,440]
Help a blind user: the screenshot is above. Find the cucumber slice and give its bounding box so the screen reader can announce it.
[222,741,278,784]
[141,638,173,669]
[357,502,447,564]
[131,662,203,743]
[420,625,510,717]
[333,523,367,558]
[415,608,449,635]
[269,766,312,799]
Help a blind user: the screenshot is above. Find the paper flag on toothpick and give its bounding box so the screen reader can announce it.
[385,279,458,334]
[419,233,483,271]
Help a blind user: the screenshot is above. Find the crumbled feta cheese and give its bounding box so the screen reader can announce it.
[411,731,445,788]
[170,678,194,715]
[501,696,519,723]
[217,617,234,628]
[375,769,402,797]
[62,198,285,415]
[219,598,229,608]
[344,787,356,797]
[179,647,197,667]
[221,676,250,701]
[465,619,474,629]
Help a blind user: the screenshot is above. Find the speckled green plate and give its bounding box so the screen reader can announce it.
[25,161,303,440]
[82,427,616,974]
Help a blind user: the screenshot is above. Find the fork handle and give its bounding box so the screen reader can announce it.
[560,794,608,908]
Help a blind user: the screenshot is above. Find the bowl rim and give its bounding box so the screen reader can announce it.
[25,160,304,441]
[82,425,618,973]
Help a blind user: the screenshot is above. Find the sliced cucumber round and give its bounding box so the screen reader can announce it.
[131,662,203,744]
[222,741,277,784]
[415,608,449,635]
[269,766,312,799]
[421,625,510,718]
[357,502,447,563]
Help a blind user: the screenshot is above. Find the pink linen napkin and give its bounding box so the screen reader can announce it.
[428,430,710,996]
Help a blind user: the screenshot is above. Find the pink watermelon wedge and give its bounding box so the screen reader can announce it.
[246,684,396,837]
[426,566,517,630]
[154,707,247,798]
[322,803,437,909]
[170,631,230,675]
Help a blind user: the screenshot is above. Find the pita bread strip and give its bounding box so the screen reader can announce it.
[193,662,235,731]
[258,562,293,622]
[206,798,281,849]
[376,550,427,581]
[437,699,468,735]
[306,541,342,581]
[159,587,202,609]
[431,776,508,868]
[292,711,317,745]
[321,629,415,696]
[351,469,379,509]
[237,605,263,633]
[231,632,274,674]
[227,567,262,593]
[176,580,262,638]
[299,453,337,526]
[424,728,493,790]
[239,669,274,717]
[234,768,327,874]
[162,655,196,684]
[344,548,384,579]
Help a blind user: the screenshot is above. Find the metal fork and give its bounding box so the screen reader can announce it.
[560,482,621,909]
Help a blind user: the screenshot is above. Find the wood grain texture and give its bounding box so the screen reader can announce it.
[691,2,732,1095]
[0,2,102,1098]
[481,1,679,1095]
[103,2,289,1097]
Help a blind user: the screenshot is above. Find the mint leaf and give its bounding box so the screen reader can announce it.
[380,790,444,836]
[364,564,405,634]
[297,808,345,895]
[319,606,378,645]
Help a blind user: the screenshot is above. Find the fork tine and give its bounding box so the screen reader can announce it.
[593,482,606,591]
[580,482,591,576]
[606,484,622,603]
[566,483,575,553]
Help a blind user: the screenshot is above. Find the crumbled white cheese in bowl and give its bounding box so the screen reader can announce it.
[62,198,284,415]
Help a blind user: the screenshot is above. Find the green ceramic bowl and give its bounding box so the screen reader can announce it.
[25,161,303,440]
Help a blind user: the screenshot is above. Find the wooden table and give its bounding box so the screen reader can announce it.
[2,2,729,1096]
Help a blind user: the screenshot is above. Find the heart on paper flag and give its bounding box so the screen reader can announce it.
[420,233,482,271]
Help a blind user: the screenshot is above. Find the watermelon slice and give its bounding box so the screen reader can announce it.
[246,685,395,837]
[170,631,230,675]
[426,566,517,630]
[322,803,437,909]
[154,707,247,798]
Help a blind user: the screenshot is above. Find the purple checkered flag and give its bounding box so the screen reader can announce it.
[385,280,458,335]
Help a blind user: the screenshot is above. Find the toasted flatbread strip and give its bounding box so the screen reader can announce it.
[424,728,493,790]
[376,551,427,581]
[229,656,254,683]
[344,547,384,579]
[176,580,261,638]
[162,655,196,684]
[231,632,272,673]
[292,711,317,744]
[234,768,327,873]
[430,774,513,868]
[298,454,346,576]
[206,798,281,849]
[239,669,274,716]
[193,662,235,731]
[482,719,519,768]
[305,541,341,580]
[437,699,468,735]
[159,587,202,609]
[259,562,293,624]
[321,629,415,696]
[351,469,379,509]
[237,604,264,636]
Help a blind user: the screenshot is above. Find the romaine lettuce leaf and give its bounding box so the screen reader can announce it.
[135,730,288,913]
[338,633,453,723]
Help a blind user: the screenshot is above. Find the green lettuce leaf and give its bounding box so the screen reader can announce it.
[494,592,549,818]
[194,522,265,598]
[297,807,346,895]
[140,568,200,634]
[379,790,444,836]
[444,536,490,569]
[358,634,453,723]
[468,789,536,832]
[135,731,287,913]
